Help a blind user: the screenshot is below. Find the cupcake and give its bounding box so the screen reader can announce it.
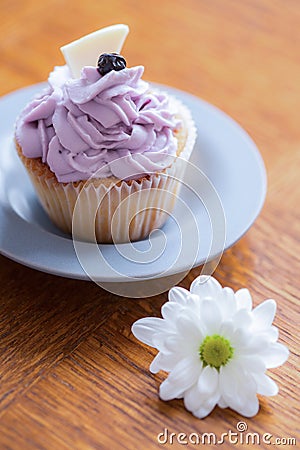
[15,25,196,243]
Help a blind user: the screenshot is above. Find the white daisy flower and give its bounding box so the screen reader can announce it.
[131,276,289,419]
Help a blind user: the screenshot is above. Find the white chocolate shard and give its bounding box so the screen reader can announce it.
[60,24,129,78]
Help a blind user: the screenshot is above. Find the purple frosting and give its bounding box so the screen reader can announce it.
[15,65,180,182]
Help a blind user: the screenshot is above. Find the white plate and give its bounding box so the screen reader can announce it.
[0,83,266,282]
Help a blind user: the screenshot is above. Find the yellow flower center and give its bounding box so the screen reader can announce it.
[199,334,234,370]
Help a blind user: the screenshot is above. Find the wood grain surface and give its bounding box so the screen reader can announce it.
[0,0,299,449]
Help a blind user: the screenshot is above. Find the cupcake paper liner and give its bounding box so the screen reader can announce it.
[16,98,196,243]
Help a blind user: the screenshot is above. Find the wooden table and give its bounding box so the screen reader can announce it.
[0,1,299,448]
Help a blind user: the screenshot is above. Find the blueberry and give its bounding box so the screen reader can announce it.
[97,53,126,76]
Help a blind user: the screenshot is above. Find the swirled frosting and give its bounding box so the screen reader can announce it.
[15,65,180,182]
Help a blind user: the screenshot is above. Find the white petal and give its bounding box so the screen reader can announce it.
[161,301,181,321]
[164,335,184,353]
[218,397,228,408]
[237,355,266,373]
[265,326,279,342]
[152,332,174,353]
[219,320,235,341]
[159,379,180,401]
[167,356,202,385]
[219,363,238,400]
[255,326,279,344]
[231,395,260,417]
[131,317,165,347]
[185,294,202,316]
[184,382,204,412]
[259,342,289,368]
[192,394,219,419]
[185,380,221,417]
[150,353,163,373]
[159,356,202,400]
[175,315,203,350]
[232,309,253,329]
[156,336,194,360]
[197,366,219,396]
[252,373,279,396]
[240,334,271,354]
[231,328,250,350]
[190,275,222,300]
[199,299,222,334]
[235,288,252,311]
[184,371,220,414]
[150,352,181,374]
[218,287,237,320]
[168,286,190,304]
[240,326,281,357]
[219,356,261,417]
[252,299,276,331]
[176,393,184,399]
[219,361,257,405]
[220,365,259,417]
[177,306,201,325]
